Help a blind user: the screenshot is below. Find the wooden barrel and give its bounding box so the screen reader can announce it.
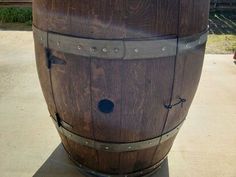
[33,0,210,176]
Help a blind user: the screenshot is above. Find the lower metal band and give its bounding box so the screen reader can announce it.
[67,151,167,177]
[52,117,184,152]
[33,26,208,60]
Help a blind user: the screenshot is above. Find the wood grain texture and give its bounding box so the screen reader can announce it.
[179,0,210,36]
[164,45,206,133]
[119,61,146,173]
[152,136,177,164]
[97,151,120,174]
[91,59,122,142]
[119,146,157,173]
[163,0,210,133]
[66,139,99,171]
[34,40,84,171]
[50,51,94,138]
[34,40,56,116]
[155,0,179,36]
[33,0,210,175]
[87,1,125,173]
[48,0,71,34]
[32,0,49,31]
[34,0,180,39]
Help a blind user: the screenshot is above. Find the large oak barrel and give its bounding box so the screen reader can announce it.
[33,0,210,176]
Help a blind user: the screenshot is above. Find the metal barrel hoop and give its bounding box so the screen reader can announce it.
[51,116,185,153]
[33,26,208,60]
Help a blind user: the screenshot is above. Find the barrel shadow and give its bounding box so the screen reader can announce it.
[149,159,169,177]
[33,143,169,177]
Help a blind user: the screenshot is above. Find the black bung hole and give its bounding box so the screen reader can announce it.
[98,99,114,113]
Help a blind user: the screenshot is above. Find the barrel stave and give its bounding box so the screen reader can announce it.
[34,40,56,116]
[152,135,177,165]
[179,0,210,36]
[164,45,207,133]
[66,139,99,171]
[33,0,210,176]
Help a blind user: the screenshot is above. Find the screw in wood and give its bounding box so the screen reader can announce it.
[77,45,82,50]
[90,47,97,52]
[57,42,60,48]
[114,48,119,53]
[102,48,108,53]
[134,48,139,53]
[162,47,166,51]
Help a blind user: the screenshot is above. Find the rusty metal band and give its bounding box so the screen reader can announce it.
[51,117,184,152]
[33,26,208,60]
[66,147,167,177]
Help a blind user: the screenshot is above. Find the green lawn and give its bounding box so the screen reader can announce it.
[0,7,32,24]
[207,35,236,54]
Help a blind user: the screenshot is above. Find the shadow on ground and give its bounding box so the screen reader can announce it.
[33,144,169,177]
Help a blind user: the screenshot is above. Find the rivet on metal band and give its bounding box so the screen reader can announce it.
[33,26,208,60]
[51,116,184,152]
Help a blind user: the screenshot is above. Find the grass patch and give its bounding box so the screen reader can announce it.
[206,35,236,54]
[0,7,32,25]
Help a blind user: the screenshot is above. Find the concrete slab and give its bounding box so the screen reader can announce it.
[0,31,235,177]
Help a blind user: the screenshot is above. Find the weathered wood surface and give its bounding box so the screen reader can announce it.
[2,0,235,10]
[0,0,32,7]
[33,0,210,175]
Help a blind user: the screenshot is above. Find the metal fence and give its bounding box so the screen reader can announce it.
[211,0,236,10]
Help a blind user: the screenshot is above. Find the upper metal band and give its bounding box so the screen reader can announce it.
[52,117,184,152]
[33,26,208,60]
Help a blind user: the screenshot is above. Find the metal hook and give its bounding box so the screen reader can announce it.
[164,97,186,110]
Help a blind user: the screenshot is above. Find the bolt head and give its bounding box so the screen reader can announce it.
[102,48,108,53]
[90,47,97,52]
[114,48,119,53]
[77,45,82,50]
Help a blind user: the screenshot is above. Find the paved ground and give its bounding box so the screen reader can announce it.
[0,31,235,177]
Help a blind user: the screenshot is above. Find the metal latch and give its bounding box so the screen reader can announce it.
[45,49,66,69]
[55,113,62,127]
[164,97,187,110]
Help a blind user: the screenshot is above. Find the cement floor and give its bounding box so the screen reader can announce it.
[0,31,235,177]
